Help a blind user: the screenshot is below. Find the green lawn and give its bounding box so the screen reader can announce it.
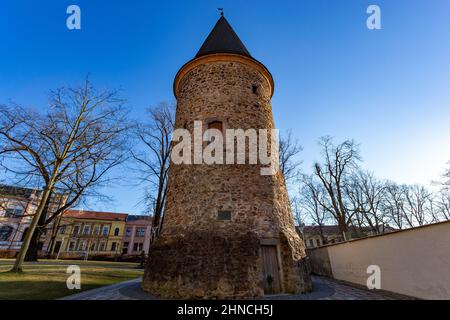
[0,259,144,300]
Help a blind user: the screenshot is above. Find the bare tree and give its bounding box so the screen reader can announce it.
[381,182,406,230]
[300,174,330,244]
[131,103,174,238]
[279,130,303,183]
[0,79,130,272]
[443,161,450,188]
[435,189,450,221]
[313,136,361,238]
[346,170,387,234]
[290,195,304,227]
[402,185,432,227]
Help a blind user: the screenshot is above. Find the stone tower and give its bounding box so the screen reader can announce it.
[142,15,312,299]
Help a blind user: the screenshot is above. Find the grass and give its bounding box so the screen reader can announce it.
[0,259,144,300]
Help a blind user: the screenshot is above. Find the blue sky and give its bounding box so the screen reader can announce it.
[1,1,450,214]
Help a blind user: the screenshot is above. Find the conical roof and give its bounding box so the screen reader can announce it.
[195,16,252,58]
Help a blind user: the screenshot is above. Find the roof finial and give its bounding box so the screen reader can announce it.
[218,8,224,17]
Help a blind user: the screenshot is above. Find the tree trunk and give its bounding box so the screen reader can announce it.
[24,229,40,262]
[338,217,349,240]
[24,195,50,261]
[11,183,54,273]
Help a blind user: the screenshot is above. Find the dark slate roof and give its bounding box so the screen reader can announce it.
[127,215,153,222]
[0,184,36,199]
[295,225,397,236]
[195,16,252,59]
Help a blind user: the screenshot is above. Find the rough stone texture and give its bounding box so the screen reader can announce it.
[142,58,312,299]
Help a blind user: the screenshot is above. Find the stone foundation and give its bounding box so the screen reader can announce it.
[142,228,312,299]
[142,230,262,299]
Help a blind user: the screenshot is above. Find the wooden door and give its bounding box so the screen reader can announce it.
[261,245,281,294]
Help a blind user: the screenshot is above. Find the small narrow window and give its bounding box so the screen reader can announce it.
[207,121,223,133]
[206,121,225,147]
[252,84,258,94]
[217,210,232,221]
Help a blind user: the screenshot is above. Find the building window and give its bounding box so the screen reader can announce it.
[114,227,120,236]
[99,242,106,251]
[78,240,86,251]
[72,225,80,235]
[309,239,314,247]
[54,241,62,253]
[0,225,13,241]
[126,228,131,237]
[133,242,143,252]
[135,228,146,237]
[90,242,96,251]
[93,226,100,235]
[102,226,109,236]
[82,225,91,235]
[133,242,144,252]
[5,208,23,218]
[59,225,66,234]
[252,84,258,94]
[122,242,129,255]
[217,211,232,221]
[68,241,76,251]
[111,242,117,251]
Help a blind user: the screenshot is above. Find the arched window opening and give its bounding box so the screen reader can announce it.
[207,121,223,133]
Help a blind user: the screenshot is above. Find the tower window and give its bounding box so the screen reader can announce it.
[252,85,258,94]
[207,121,223,133]
[217,210,232,221]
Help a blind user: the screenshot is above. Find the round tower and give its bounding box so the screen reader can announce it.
[142,15,312,299]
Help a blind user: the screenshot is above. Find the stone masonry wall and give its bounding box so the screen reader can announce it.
[142,59,312,298]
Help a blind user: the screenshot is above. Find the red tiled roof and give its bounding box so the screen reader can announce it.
[299,225,341,235]
[64,210,128,221]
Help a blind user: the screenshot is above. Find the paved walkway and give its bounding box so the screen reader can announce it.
[62,276,409,300]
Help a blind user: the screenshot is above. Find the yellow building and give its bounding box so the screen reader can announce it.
[50,210,128,259]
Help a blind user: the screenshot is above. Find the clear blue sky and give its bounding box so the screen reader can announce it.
[1,1,450,214]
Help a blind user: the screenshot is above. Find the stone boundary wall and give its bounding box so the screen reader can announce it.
[307,221,450,300]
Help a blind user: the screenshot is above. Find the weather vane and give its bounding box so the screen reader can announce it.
[218,8,224,16]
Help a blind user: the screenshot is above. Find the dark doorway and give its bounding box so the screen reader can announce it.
[54,241,62,254]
